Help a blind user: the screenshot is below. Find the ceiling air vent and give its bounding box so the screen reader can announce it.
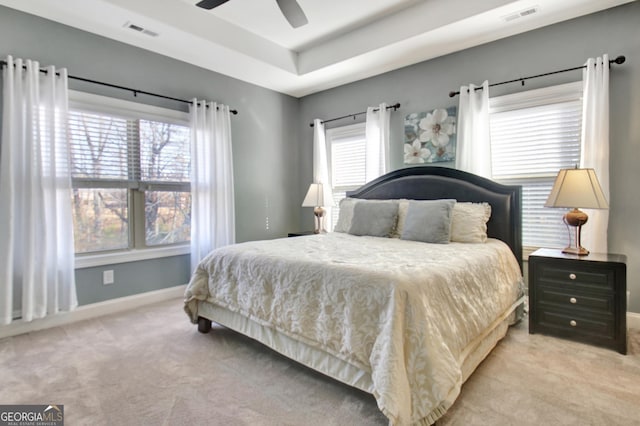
[520,7,539,17]
[502,6,539,22]
[123,22,159,37]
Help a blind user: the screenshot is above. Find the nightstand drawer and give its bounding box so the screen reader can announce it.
[537,310,614,338]
[536,265,614,293]
[537,286,613,314]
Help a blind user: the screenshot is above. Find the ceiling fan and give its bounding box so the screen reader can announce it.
[195,0,309,28]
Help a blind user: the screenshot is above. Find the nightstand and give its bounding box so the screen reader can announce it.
[287,231,315,237]
[528,248,627,354]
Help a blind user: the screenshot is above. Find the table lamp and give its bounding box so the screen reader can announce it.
[302,183,330,233]
[544,167,608,255]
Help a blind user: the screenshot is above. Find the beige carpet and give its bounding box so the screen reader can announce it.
[0,299,638,426]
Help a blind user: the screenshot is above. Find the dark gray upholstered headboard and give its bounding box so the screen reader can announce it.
[346,166,522,271]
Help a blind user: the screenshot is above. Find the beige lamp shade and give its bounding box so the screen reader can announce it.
[545,168,608,209]
[302,183,331,207]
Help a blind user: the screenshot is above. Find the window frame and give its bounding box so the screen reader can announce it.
[69,91,191,268]
[488,81,583,257]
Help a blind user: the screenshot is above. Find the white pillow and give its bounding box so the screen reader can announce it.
[450,202,492,243]
[334,198,358,233]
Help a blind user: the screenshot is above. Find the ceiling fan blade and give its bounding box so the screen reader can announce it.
[275,0,308,28]
[195,0,230,10]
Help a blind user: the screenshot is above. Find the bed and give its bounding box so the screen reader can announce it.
[184,166,524,426]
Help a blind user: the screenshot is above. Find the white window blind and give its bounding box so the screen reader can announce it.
[69,113,190,189]
[326,123,366,228]
[69,111,130,184]
[489,82,582,249]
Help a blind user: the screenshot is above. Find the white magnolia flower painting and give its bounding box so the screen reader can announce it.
[404,107,456,164]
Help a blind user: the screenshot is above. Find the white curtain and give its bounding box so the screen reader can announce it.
[0,56,77,324]
[365,102,390,181]
[311,119,333,229]
[455,80,492,178]
[190,100,235,272]
[580,54,610,253]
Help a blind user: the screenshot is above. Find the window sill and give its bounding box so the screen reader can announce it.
[75,245,190,269]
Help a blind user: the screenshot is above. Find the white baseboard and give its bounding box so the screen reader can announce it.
[628,312,640,331]
[0,284,186,340]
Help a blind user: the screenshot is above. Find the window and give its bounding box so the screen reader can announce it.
[326,123,367,228]
[69,92,190,254]
[489,82,583,250]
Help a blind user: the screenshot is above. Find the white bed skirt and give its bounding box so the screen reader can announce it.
[196,295,525,413]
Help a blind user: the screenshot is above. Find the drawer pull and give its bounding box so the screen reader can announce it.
[569,273,577,280]
[570,320,577,327]
[570,297,577,304]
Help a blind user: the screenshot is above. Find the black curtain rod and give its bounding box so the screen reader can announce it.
[448,55,626,98]
[310,102,401,127]
[0,60,238,115]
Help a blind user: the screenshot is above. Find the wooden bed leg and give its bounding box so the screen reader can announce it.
[197,317,212,334]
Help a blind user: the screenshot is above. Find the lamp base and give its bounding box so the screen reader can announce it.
[313,206,326,234]
[562,246,589,256]
[562,208,589,256]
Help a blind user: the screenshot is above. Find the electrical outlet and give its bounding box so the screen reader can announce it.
[103,270,114,285]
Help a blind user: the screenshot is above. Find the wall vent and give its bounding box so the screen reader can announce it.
[502,6,539,22]
[123,21,159,37]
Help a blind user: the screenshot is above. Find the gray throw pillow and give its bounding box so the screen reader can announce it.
[348,200,398,237]
[400,199,456,243]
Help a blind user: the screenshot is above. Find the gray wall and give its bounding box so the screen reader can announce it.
[1,3,639,313]
[0,6,301,305]
[298,2,640,313]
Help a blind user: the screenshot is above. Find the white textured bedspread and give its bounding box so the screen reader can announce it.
[184,233,522,425]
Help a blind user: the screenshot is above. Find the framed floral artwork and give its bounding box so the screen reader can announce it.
[404,107,456,164]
